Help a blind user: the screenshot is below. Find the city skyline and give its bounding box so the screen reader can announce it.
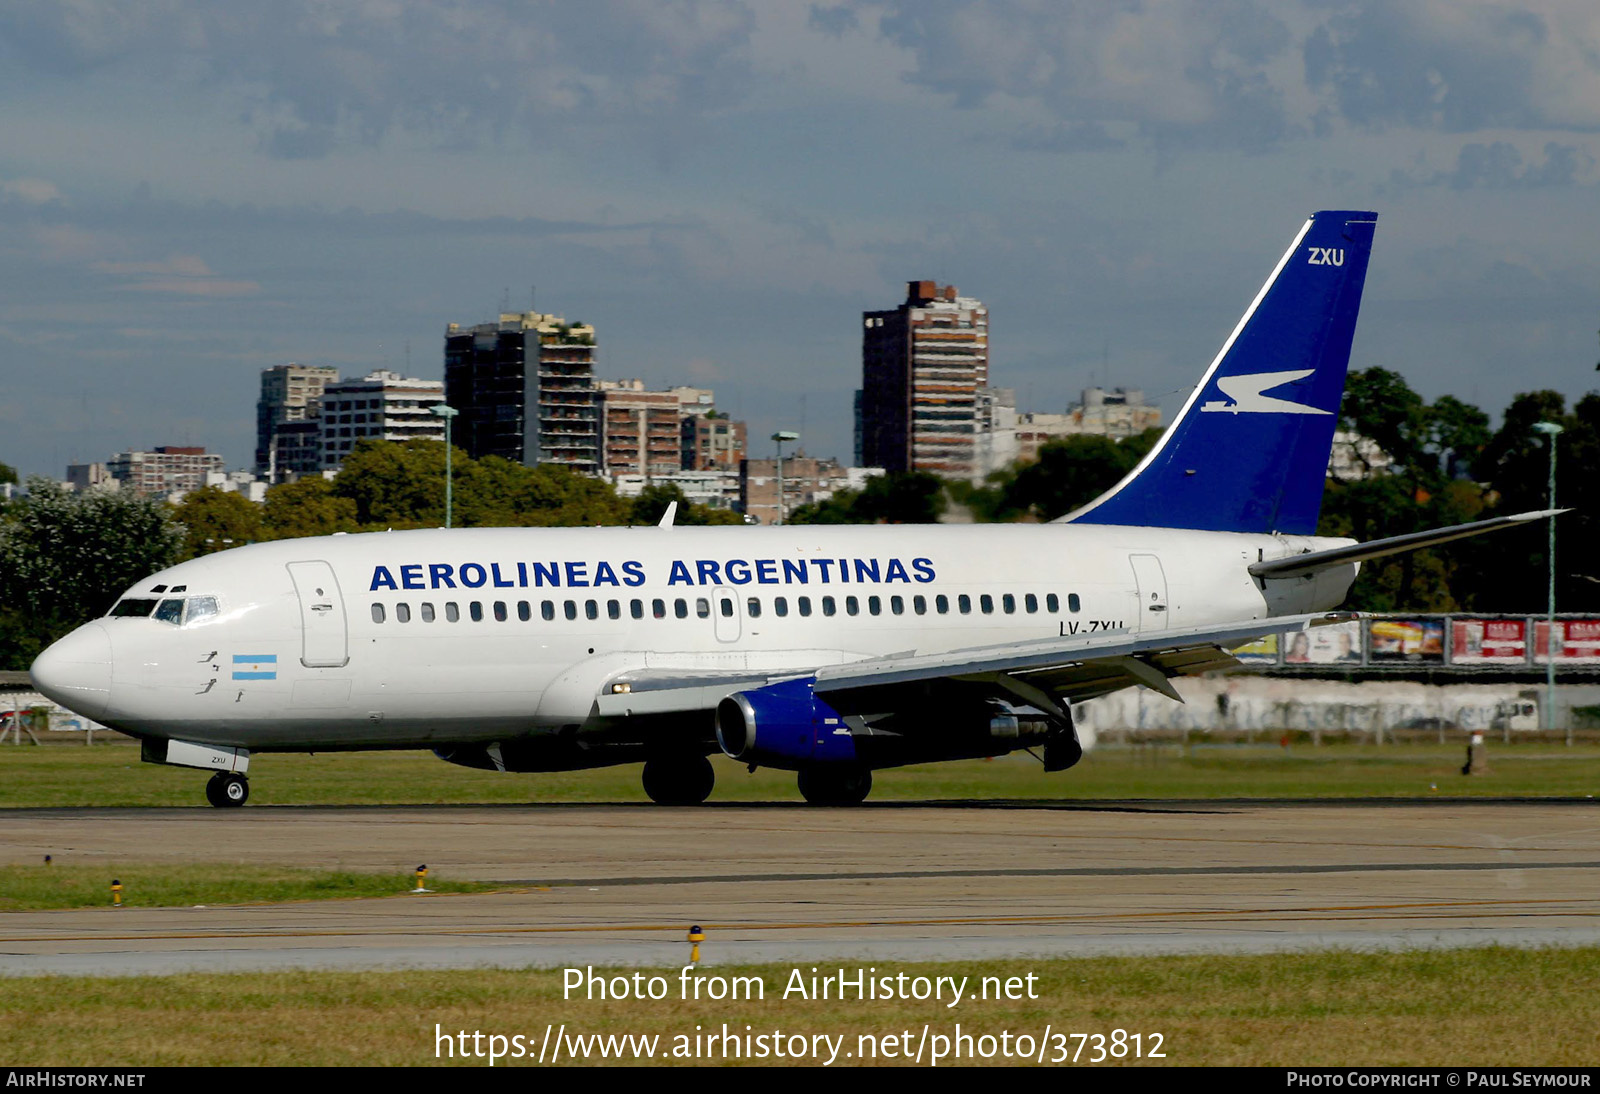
[4,3,1599,480]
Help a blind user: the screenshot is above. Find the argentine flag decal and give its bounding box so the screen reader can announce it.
[231,654,277,681]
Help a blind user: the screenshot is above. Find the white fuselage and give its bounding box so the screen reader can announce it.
[36,522,1356,751]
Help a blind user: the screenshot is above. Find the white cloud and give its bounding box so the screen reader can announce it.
[0,1,761,157]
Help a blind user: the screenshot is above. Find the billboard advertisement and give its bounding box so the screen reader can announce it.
[1284,620,1364,665]
[1230,634,1279,664]
[1368,619,1445,663]
[1533,619,1600,663]
[1450,619,1528,665]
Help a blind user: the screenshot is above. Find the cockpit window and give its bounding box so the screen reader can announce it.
[186,597,220,624]
[109,596,220,623]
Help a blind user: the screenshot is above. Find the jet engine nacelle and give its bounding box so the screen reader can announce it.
[715,678,856,771]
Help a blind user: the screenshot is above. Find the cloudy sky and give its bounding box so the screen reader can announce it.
[2,1,1597,479]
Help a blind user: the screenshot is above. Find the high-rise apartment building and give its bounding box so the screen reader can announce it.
[597,380,682,477]
[256,363,338,481]
[443,311,599,474]
[859,281,989,478]
[682,414,746,471]
[105,446,225,496]
[319,370,445,470]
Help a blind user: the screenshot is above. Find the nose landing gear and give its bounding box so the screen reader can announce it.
[204,771,249,808]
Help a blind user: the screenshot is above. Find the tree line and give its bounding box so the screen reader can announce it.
[2,372,1596,668]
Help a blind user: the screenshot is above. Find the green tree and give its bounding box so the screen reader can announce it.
[1457,390,1600,613]
[171,486,263,559]
[329,439,631,529]
[333,439,452,528]
[261,477,360,540]
[1321,370,1499,611]
[989,428,1161,523]
[0,461,16,486]
[627,484,742,527]
[0,479,184,668]
[789,471,947,525]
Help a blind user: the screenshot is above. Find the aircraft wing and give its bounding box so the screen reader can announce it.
[594,612,1351,720]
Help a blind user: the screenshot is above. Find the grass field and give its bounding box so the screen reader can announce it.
[1,735,1598,808]
[2,949,1596,1066]
[0,863,499,911]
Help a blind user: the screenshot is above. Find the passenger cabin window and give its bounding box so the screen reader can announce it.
[774,597,788,617]
[674,598,689,619]
[396,603,412,623]
[493,601,507,622]
[631,599,644,620]
[421,602,436,622]
[517,601,531,622]
[470,602,484,622]
[542,600,555,621]
[564,600,578,621]
[798,596,813,617]
[608,600,621,620]
[1067,593,1079,613]
[653,598,667,619]
[892,596,905,615]
[697,598,712,619]
[446,602,460,622]
[913,595,926,615]
[747,597,761,618]
[868,596,881,616]
[936,595,949,614]
[1002,594,1015,614]
[1025,594,1038,614]
[958,594,972,614]
[846,596,860,616]
[980,594,994,615]
[371,603,386,624]
[822,596,836,617]
[585,600,599,621]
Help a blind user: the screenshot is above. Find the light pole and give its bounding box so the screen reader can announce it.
[1532,421,1563,741]
[431,404,460,529]
[771,430,799,525]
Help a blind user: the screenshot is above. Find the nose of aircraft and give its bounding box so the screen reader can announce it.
[30,623,113,722]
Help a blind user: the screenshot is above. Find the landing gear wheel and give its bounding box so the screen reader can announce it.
[641,755,715,805]
[797,767,872,805]
[205,772,249,808]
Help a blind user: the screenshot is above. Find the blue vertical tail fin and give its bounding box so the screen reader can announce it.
[1063,210,1378,535]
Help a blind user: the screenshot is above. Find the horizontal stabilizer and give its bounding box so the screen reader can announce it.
[1249,509,1567,580]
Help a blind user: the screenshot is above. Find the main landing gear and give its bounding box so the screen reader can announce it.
[641,754,715,805]
[205,771,249,808]
[797,766,872,805]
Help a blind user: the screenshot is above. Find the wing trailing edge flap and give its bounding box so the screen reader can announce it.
[811,611,1351,707]
[1250,510,1565,581]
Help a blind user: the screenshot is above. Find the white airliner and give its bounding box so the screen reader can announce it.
[30,211,1556,807]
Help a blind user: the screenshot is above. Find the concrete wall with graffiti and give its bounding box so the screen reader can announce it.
[1072,676,1600,744]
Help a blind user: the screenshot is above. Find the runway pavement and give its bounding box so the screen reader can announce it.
[2,799,1598,976]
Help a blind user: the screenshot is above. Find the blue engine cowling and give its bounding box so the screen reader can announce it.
[715,677,856,771]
